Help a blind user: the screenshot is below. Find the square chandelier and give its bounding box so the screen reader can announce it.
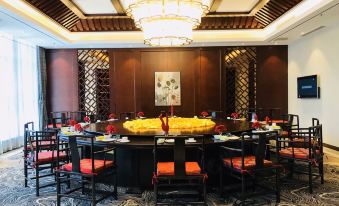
[123,0,211,47]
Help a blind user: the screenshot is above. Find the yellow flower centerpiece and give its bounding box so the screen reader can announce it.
[123,117,216,132]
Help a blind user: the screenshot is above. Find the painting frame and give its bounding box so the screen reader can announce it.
[154,72,181,106]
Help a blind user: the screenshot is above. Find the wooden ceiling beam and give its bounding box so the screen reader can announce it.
[209,0,222,13]
[111,0,125,14]
[60,0,86,18]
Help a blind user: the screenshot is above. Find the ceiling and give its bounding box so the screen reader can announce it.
[22,0,303,31]
[0,0,338,48]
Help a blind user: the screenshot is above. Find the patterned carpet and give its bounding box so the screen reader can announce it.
[0,150,338,206]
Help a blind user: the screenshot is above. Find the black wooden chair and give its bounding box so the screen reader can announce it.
[24,122,34,187]
[247,107,265,121]
[208,110,224,119]
[219,131,281,205]
[49,111,69,129]
[24,129,67,196]
[56,134,117,206]
[69,111,87,123]
[268,108,281,121]
[119,112,135,120]
[276,124,324,193]
[153,135,207,205]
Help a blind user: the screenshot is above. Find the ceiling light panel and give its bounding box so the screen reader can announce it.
[73,0,117,14]
[216,0,259,13]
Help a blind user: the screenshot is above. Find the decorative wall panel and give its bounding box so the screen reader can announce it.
[224,47,256,117]
[78,50,110,120]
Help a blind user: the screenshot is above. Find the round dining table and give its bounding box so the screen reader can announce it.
[61,118,253,188]
[81,118,252,148]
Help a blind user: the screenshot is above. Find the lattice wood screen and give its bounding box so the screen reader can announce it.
[224,47,256,117]
[78,50,110,120]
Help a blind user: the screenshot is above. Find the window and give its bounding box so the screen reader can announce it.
[0,34,39,154]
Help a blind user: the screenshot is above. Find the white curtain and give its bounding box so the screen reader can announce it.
[0,34,39,154]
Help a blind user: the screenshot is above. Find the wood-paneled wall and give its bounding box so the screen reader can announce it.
[46,49,79,112]
[109,48,225,117]
[46,46,288,118]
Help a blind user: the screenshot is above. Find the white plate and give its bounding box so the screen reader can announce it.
[157,139,165,144]
[100,138,116,142]
[165,139,174,143]
[213,135,222,140]
[186,140,197,143]
[227,136,240,140]
[252,130,267,133]
[118,139,130,143]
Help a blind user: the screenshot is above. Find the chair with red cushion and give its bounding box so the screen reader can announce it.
[219,131,281,205]
[280,114,300,137]
[68,111,87,123]
[48,111,69,129]
[24,129,67,196]
[55,134,117,206]
[153,135,207,205]
[23,122,34,187]
[276,124,324,193]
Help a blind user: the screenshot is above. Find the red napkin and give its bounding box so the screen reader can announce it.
[201,111,209,118]
[159,113,169,135]
[231,112,239,119]
[69,119,76,126]
[137,111,144,118]
[105,125,117,134]
[108,113,116,119]
[84,116,90,123]
[252,121,261,129]
[215,125,225,134]
[74,123,83,132]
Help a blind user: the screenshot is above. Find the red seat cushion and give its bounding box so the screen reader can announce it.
[223,156,272,171]
[281,131,289,137]
[35,151,67,164]
[62,159,114,174]
[157,162,201,176]
[279,147,320,159]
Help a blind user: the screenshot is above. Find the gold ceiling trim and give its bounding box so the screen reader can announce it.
[60,0,129,19]
[61,0,271,19]
[207,0,269,17]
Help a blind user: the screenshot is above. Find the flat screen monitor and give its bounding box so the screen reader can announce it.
[297,75,318,98]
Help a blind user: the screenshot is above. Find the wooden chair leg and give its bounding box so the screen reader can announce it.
[288,159,294,178]
[36,165,39,196]
[276,168,280,203]
[81,176,85,194]
[241,174,246,206]
[91,177,96,206]
[319,160,324,184]
[154,182,158,205]
[56,172,61,206]
[67,174,71,188]
[114,172,118,200]
[203,179,207,205]
[252,174,256,192]
[24,159,28,187]
[308,162,313,194]
[219,165,223,198]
